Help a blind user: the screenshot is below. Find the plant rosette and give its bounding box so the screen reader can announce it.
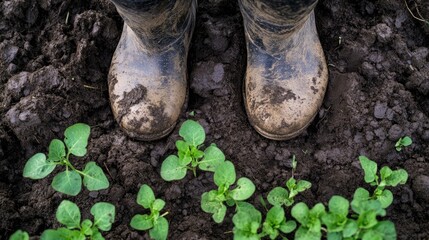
[160,120,226,181]
[22,123,109,196]
[130,184,169,240]
[201,161,256,223]
[40,200,115,240]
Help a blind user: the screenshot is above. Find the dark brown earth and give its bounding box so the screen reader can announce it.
[1,0,429,239]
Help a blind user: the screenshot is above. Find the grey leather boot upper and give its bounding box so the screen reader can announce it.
[109,0,196,140]
[239,0,328,140]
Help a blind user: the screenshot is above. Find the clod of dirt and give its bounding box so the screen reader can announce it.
[412,175,429,203]
[1,44,19,63]
[375,23,393,43]
[191,61,226,97]
[374,101,388,119]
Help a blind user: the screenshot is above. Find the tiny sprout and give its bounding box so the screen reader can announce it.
[395,136,412,152]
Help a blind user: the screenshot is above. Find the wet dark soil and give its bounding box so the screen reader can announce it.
[1,0,429,239]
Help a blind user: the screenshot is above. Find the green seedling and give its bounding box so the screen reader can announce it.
[233,202,296,240]
[395,136,412,152]
[201,161,256,223]
[233,202,262,240]
[9,230,29,240]
[359,156,408,208]
[160,120,225,181]
[23,123,109,196]
[321,195,359,239]
[260,205,297,239]
[291,202,326,240]
[267,156,311,207]
[130,185,169,240]
[40,200,115,240]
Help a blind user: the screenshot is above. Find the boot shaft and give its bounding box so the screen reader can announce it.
[239,0,318,53]
[111,0,196,52]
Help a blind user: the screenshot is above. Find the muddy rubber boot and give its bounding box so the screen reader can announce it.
[108,0,196,140]
[239,0,328,140]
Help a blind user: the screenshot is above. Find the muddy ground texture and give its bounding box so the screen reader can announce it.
[1,0,429,239]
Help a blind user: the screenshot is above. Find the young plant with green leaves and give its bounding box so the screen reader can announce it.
[9,230,29,240]
[201,161,256,223]
[233,202,296,240]
[291,202,326,240]
[23,123,109,196]
[359,156,408,208]
[394,136,412,152]
[130,185,169,240]
[160,120,226,181]
[267,155,312,207]
[40,200,115,240]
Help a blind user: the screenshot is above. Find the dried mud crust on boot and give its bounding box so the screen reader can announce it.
[1,0,429,239]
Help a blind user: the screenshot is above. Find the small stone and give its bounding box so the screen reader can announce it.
[412,175,429,202]
[374,127,386,140]
[388,124,403,141]
[375,23,393,43]
[6,63,17,74]
[1,45,19,63]
[89,191,99,198]
[374,102,387,119]
[422,130,429,142]
[411,47,429,69]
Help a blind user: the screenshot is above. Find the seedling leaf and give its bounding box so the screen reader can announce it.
[359,156,377,183]
[328,195,349,217]
[230,177,256,201]
[377,189,393,208]
[160,155,187,181]
[280,220,297,234]
[48,139,66,162]
[56,200,81,229]
[267,187,289,206]
[179,120,205,146]
[64,123,90,157]
[91,202,115,231]
[296,180,312,192]
[81,219,93,236]
[291,202,309,225]
[83,162,109,191]
[23,153,56,179]
[343,219,358,237]
[214,161,236,187]
[130,214,153,231]
[40,228,81,240]
[384,169,408,186]
[295,226,321,240]
[199,145,225,172]
[9,230,29,240]
[149,217,169,240]
[213,204,227,223]
[52,170,82,196]
[176,140,189,153]
[137,184,155,209]
[152,199,166,212]
[266,205,285,225]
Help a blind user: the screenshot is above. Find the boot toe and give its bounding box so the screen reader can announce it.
[118,103,178,141]
[108,26,188,140]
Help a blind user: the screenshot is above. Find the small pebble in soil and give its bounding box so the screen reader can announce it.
[374,101,388,119]
[412,175,429,202]
[375,23,393,43]
[89,191,99,198]
[388,124,403,141]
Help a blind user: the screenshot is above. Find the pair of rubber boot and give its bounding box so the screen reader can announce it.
[108,0,328,141]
